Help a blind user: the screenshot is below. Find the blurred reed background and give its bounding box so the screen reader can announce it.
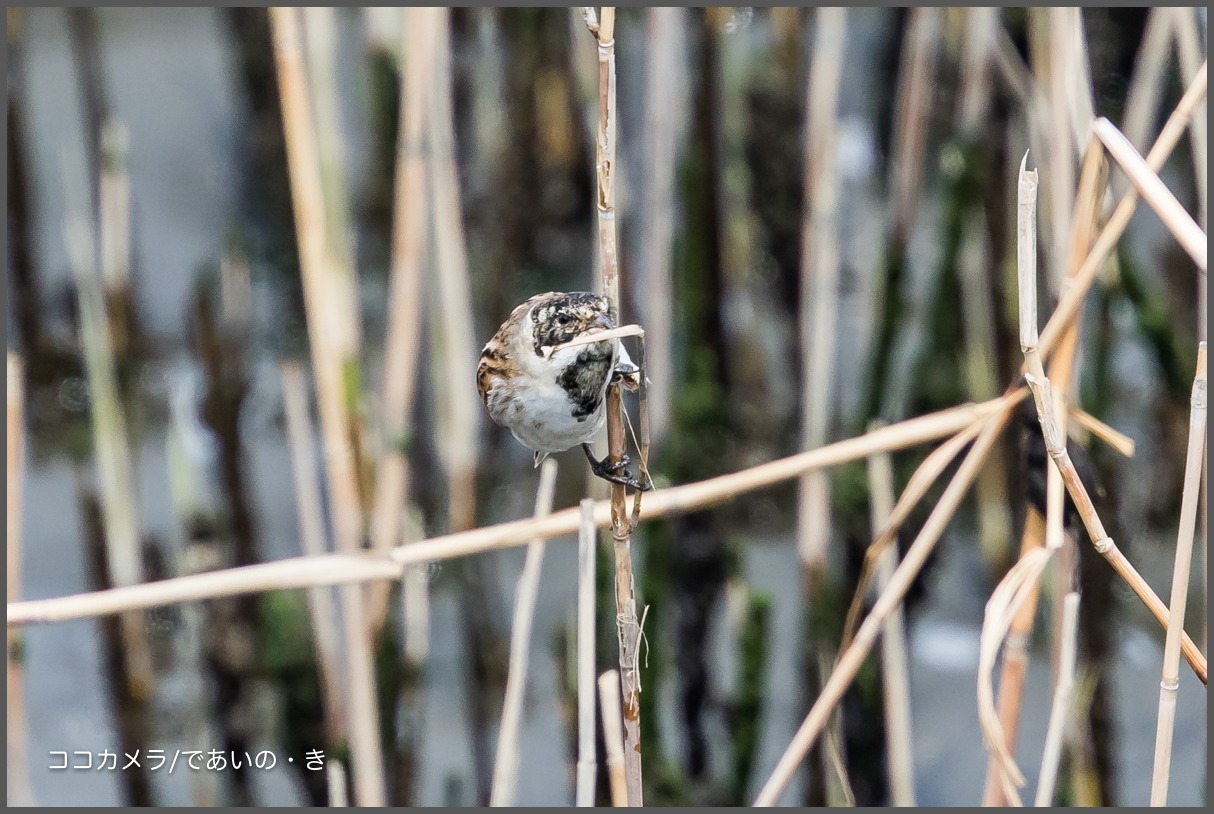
[5,6,1208,807]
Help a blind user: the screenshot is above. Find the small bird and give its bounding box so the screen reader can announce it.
[477,291,649,491]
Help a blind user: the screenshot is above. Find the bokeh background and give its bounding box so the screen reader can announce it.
[6,6,1208,807]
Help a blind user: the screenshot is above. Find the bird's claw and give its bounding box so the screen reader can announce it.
[582,444,651,493]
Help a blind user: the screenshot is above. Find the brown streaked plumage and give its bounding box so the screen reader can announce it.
[477,291,647,490]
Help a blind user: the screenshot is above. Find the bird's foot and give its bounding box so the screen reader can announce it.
[582,444,651,492]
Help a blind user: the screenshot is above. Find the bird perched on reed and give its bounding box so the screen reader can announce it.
[477,291,648,491]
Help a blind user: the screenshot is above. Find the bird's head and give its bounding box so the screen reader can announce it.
[529,291,614,356]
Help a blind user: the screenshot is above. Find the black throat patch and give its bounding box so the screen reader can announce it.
[556,343,614,419]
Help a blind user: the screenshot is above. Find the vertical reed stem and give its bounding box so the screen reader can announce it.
[576,498,599,806]
[270,8,386,803]
[6,355,33,806]
[62,148,154,696]
[598,669,629,807]
[490,461,559,806]
[1035,591,1080,806]
[585,7,644,805]
[367,5,434,634]
[1150,343,1207,805]
[866,442,915,806]
[280,361,348,748]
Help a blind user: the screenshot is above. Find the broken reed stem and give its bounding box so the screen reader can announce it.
[1150,342,1207,806]
[1036,591,1080,806]
[0,398,1033,626]
[585,6,643,805]
[1092,116,1207,271]
[866,441,915,806]
[280,360,348,750]
[269,8,385,804]
[1020,153,1207,685]
[576,499,598,807]
[755,407,1014,806]
[490,460,558,807]
[979,509,1046,806]
[598,669,629,807]
[7,354,33,807]
[367,6,434,632]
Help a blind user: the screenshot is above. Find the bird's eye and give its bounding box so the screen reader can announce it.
[556,314,570,325]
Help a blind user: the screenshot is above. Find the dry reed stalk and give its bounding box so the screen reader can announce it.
[978,540,1055,805]
[62,149,154,696]
[280,360,348,748]
[426,6,480,532]
[960,210,1015,576]
[6,354,33,807]
[956,7,998,139]
[640,6,680,444]
[5,398,1015,626]
[1037,65,1207,360]
[1035,591,1080,806]
[576,499,598,807]
[957,8,1013,577]
[889,7,940,240]
[1042,134,1104,688]
[754,407,1015,807]
[1149,342,1207,805]
[327,760,349,807]
[1054,9,1096,156]
[1121,8,1176,157]
[598,669,629,807]
[426,12,496,802]
[1003,155,1207,799]
[841,415,989,650]
[866,441,915,806]
[270,8,385,803]
[978,509,1047,806]
[1171,8,1207,232]
[98,119,132,349]
[584,7,643,805]
[1041,8,1075,290]
[1068,407,1134,457]
[1171,12,1208,661]
[797,6,845,572]
[301,6,362,363]
[992,27,1051,157]
[797,12,847,797]
[1092,117,1207,271]
[367,7,435,634]
[490,460,559,807]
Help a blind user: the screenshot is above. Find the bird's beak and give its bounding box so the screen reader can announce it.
[593,312,614,332]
